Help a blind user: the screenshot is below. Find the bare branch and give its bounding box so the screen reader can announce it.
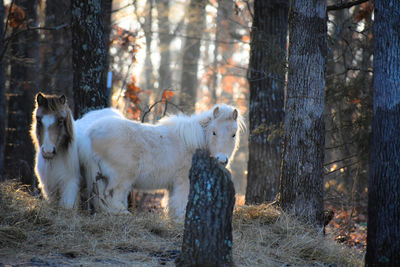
[141,99,182,123]
[327,0,369,12]
[0,23,69,61]
[324,154,359,166]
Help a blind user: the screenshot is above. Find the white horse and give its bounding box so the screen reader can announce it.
[31,93,80,208]
[74,107,124,206]
[80,104,245,219]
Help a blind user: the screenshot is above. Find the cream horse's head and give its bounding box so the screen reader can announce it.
[31,93,74,160]
[203,105,244,167]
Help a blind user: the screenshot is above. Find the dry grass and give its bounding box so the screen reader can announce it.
[0,181,363,266]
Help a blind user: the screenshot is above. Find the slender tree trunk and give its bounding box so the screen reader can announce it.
[71,0,108,119]
[40,0,72,100]
[0,0,5,180]
[143,0,154,105]
[209,0,225,105]
[366,1,400,265]
[102,0,112,98]
[245,0,288,204]
[5,0,39,185]
[156,0,172,93]
[279,0,326,226]
[154,0,172,120]
[177,149,235,267]
[179,0,207,113]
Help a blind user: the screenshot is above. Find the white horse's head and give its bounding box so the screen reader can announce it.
[31,93,74,160]
[201,104,244,166]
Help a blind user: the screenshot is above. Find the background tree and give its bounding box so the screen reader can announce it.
[40,0,72,99]
[324,2,373,215]
[71,0,109,119]
[0,0,5,180]
[156,0,172,99]
[5,0,39,185]
[366,1,400,265]
[245,0,288,204]
[279,0,326,226]
[102,0,112,98]
[179,0,207,113]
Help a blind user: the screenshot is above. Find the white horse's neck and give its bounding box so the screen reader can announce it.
[160,114,207,152]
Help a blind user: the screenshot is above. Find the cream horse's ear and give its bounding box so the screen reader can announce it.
[59,95,66,105]
[213,106,220,118]
[36,93,47,107]
[232,109,238,120]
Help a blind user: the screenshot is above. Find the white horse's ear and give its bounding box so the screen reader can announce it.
[213,106,220,118]
[36,93,47,106]
[232,109,238,120]
[59,95,66,105]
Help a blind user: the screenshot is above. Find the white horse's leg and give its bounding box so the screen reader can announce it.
[168,181,190,221]
[94,163,131,214]
[107,189,130,214]
[60,178,79,209]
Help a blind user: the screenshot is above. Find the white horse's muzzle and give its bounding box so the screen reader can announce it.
[215,153,229,166]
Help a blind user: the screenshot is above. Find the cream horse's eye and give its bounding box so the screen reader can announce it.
[213,131,216,136]
[232,133,236,138]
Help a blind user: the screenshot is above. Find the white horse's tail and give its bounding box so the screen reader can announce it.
[76,133,96,210]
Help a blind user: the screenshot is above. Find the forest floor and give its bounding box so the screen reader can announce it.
[0,181,364,266]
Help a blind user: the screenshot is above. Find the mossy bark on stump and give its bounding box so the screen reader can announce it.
[176,149,235,267]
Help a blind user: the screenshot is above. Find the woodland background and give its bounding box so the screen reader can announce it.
[0,0,392,263]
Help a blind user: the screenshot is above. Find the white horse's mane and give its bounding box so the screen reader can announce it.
[158,103,245,151]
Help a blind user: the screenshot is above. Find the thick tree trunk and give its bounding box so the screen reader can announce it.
[0,0,5,180]
[177,149,235,267]
[179,0,207,114]
[366,1,400,266]
[279,1,326,226]
[5,0,39,185]
[71,0,108,119]
[40,0,72,100]
[245,0,288,204]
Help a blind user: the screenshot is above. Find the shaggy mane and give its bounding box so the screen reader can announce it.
[158,104,245,151]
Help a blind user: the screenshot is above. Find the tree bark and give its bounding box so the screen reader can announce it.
[245,0,288,204]
[40,0,72,100]
[366,1,400,266]
[71,0,108,119]
[142,0,154,115]
[279,0,326,226]
[156,0,172,93]
[0,0,5,180]
[5,0,39,185]
[179,0,207,114]
[101,0,112,99]
[177,149,235,267]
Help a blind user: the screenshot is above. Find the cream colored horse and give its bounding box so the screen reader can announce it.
[31,93,79,208]
[80,104,244,219]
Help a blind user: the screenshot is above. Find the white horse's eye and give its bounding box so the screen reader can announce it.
[213,131,216,136]
[232,134,236,138]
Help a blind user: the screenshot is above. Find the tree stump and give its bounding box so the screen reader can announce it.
[176,149,235,267]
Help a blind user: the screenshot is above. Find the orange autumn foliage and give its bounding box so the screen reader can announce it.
[161,89,174,103]
[124,76,142,121]
[7,5,25,29]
